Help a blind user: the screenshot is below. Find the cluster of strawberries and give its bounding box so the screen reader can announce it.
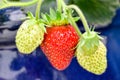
[15,7,107,75]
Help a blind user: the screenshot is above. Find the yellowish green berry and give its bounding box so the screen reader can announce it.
[76,41,107,75]
[16,20,45,54]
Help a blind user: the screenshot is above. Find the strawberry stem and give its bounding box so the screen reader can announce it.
[61,0,82,36]
[67,5,91,34]
[68,10,82,36]
[57,0,62,12]
[1,0,38,9]
[35,0,43,20]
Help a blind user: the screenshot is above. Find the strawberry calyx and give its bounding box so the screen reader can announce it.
[41,8,79,27]
[76,31,102,55]
[27,12,46,33]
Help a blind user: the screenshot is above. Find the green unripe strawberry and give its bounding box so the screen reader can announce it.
[76,41,107,75]
[16,19,45,54]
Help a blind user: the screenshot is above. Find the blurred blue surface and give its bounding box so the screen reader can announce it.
[0,7,120,80]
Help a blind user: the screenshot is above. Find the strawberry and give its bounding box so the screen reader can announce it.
[40,9,79,70]
[16,13,45,54]
[76,31,107,75]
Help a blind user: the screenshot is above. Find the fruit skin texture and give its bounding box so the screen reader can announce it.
[41,24,79,70]
[16,20,44,54]
[76,41,107,75]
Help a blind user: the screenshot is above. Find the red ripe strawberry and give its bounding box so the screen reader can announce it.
[41,24,79,70]
[40,8,79,70]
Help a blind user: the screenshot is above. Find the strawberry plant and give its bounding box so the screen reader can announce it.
[0,0,114,75]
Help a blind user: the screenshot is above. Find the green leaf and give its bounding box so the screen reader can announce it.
[69,0,119,26]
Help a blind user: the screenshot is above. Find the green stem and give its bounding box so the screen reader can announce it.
[35,0,43,20]
[61,0,82,36]
[68,10,82,36]
[61,0,66,13]
[67,5,90,34]
[57,0,62,12]
[1,0,38,9]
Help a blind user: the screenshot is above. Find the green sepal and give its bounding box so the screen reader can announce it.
[39,23,47,33]
[26,12,46,33]
[41,13,50,24]
[27,12,35,19]
[50,8,56,19]
[41,8,79,26]
[76,31,102,55]
[67,9,80,22]
[74,17,80,22]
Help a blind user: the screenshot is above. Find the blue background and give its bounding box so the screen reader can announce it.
[0,7,120,80]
